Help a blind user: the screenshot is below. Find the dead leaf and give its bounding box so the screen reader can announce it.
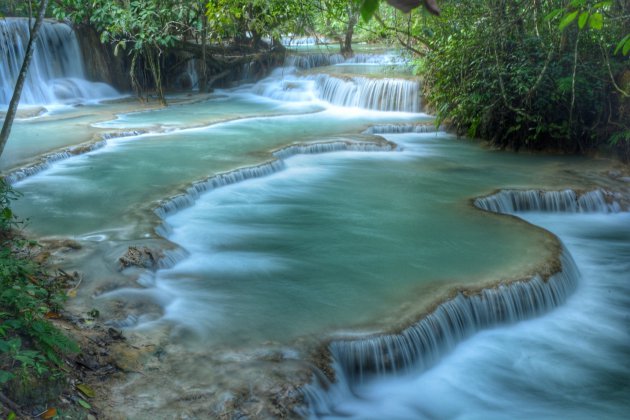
[76,383,96,398]
[45,312,61,319]
[41,407,57,419]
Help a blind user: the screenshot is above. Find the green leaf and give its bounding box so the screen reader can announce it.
[360,0,380,22]
[624,39,630,56]
[559,10,579,30]
[593,1,612,9]
[614,34,630,55]
[0,370,14,384]
[588,13,603,30]
[544,9,562,21]
[78,399,92,409]
[578,12,589,29]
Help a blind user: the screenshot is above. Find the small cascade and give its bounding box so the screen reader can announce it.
[0,18,118,106]
[154,160,286,219]
[474,189,623,214]
[3,130,145,184]
[284,53,345,70]
[330,255,577,382]
[272,141,397,160]
[363,123,439,134]
[302,251,580,415]
[343,53,408,66]
[153,139,400,231]
[313,74,420,112]
[176,59,199,90]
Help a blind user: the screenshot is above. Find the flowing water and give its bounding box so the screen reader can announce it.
[1,26,629,418]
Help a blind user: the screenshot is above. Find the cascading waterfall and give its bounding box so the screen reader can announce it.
[284,53,345,70]
[474,189,623,214]
[154,140,398,225]
[327,256,577,382]
[362,123,438,134]
[3,130,146,184]
[313,74,420,112]
[0,18,118,106]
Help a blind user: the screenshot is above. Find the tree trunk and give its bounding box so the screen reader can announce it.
[341,9,358,57]
[199,3,208,92]
[0,0,50,161]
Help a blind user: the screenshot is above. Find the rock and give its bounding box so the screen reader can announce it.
[118,246,162,270]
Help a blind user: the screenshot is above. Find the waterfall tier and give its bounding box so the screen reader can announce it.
[327,254,578,383]
[314,74,420,112]
[253,73,421,112]
[0,18,118,106]
[474,189,623,214]
[154,140,399,222]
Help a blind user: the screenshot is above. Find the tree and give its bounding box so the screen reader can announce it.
[0,0,50,161]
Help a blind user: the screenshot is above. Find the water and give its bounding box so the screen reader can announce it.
[0,18,119,106]
[2,48,628,417]
[305,211,630,419]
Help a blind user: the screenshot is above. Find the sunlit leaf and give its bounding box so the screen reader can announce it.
[578,12,589,29]
[588,13,603,30]
[559,11,579,30]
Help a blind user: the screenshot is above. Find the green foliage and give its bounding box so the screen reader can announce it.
[415,0,629,155]
[0,181,78,393]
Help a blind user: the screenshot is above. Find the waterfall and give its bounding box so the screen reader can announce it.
[284,53,345,70]
[4,130,145,185]
[272,140,397,160]
[313,74,420,112]
[154,160,287,219]
[301,251,580,416]
[363,123,439,134]
[474,189,623,214]
[0,18,118,106]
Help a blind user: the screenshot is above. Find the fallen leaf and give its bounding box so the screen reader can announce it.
[45,312,61,319]
[41,407,57,419]
[78,398,92,409]
[67,289,77,298]
[76,383,96,398]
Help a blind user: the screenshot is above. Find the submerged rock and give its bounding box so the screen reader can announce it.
[118,246,162,270]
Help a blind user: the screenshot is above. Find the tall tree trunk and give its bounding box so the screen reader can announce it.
[199,3,208,92]
[341,8,358,58]
[0,0,50,161]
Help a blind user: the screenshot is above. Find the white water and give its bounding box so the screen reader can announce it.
[4,48,628,418]
[304,199,630,419]
[0,18,118,106]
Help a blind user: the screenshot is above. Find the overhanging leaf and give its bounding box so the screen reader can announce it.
[588,13,603,30]
[614,34,630,55]
[578,12,589,29]
[360,0,380,22]
[559,10,579,30]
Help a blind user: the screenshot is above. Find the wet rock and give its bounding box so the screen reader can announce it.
[118,246,162,270]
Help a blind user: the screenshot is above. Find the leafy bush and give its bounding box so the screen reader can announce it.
[418,0,629,157]
[0,180,78,400]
